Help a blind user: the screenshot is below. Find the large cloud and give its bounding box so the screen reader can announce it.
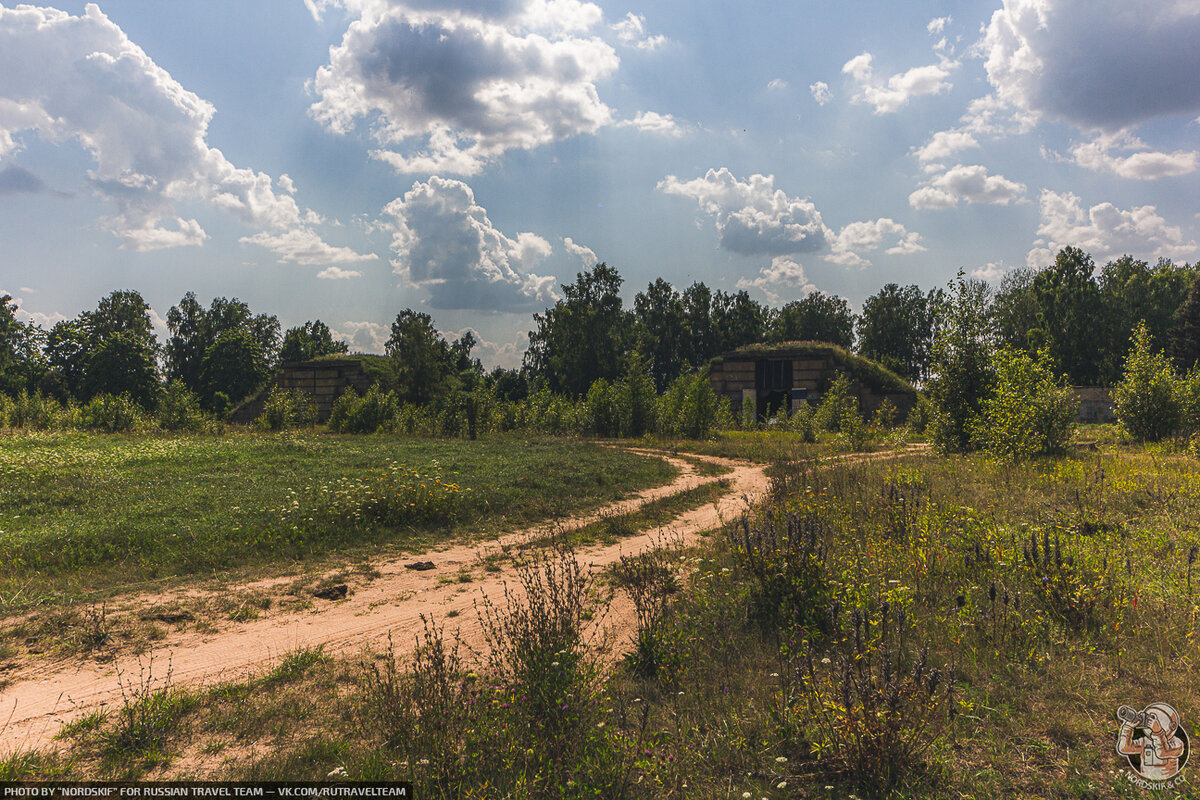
[657,168,830,256]
[828,218,925,266]
[383,176,557,310]
[310,0,618,174]
[1026,189,1198,266]
[659,167,925,268]
[909,164,1027,209]
[981,0,1200,131]
[0,4,359,257]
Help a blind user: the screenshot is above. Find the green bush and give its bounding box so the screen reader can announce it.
[976,348,1077,461]
[585,377,622,437]
[81,394,146,432]
[255,387,317,432]
[815,373,860,433]
[658,368,718,439]
[2,389,76,430]
[329,385,398,434]
[1114,322,1180,442]
[155,380,206,432]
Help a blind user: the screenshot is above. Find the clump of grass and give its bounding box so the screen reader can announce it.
[98,655,196,770]
[611,542,680,678]
[727,509,832,636]
[794,600,955,793]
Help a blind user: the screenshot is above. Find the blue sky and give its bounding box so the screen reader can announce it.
[1,0,1198,367]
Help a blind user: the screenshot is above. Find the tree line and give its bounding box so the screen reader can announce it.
[2,246,1199,419]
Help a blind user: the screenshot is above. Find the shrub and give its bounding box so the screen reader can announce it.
[255,387,317,431]
[976,348,1077,461]
[789,401,817,442]
[155,380,206,432]
[815,373,859,433]
[658,367,718,439]
[81,394,146,432]
[1114,322,1181,442]
[2,389,75,430]
[623,352,658,436]
[328,385,398,434]
[585,377,622,437]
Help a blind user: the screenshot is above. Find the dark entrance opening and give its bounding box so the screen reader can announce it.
[755,358,793,419]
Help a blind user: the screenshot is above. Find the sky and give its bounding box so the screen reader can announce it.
[1,0,1198,368]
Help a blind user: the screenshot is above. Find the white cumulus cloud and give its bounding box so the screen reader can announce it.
[736,257,817,305]
[0,4,346,255]
[332,320,390,353]
[842,52,957,114]
[1069,134,1198,180]
[1027,189,1198,267]
[909,164,1027,209]
[809,81,832,106]
[657,168,831,256]
[310,0,619,175]
[611,12,667,50]
[981,0,1200,132]
[240,227,376,266]
[620,111,684,137]
[562,236,597,267]
[383,176,557,311]
[317,266,364,280]
[828,219,926,267]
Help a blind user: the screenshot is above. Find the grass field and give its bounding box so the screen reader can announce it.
[10,429,1200,797]
[0,431,676,608]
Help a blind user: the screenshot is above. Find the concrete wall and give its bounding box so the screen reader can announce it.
[231,359,374,424]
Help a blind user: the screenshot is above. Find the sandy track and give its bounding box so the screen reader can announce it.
[0,444,926,755]
[1,449,765,753]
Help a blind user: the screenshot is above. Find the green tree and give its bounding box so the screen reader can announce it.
[1170,272,1200,373]
[0,295,46,396]
[633,278,689,392]
[1099,256,1194,382]
[977,348,1077,461]
[165,293,280,407]
[990,268,1039,355]
[710,290,768,353]
[772,292,855,348]
[44,291,161,406]
[927,273,995,453]
[386,310,462,404]
[1030,247,1105,385]
[681,282,716,367]
[199,328,271,407]
[1114,322,1181,442]
[279,320,349,363]
[855,284,937,383]
[526,264,632,396]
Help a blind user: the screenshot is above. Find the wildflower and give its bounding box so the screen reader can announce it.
[551,661,560,667]
[743,793,752,799]
[327,767,348,778]
[775,756,788,763]
[417,758,429,766]
[597,722,605,728]
[777,782,787,789]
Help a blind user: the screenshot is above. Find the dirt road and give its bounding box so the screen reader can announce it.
[1,449,766,753]
[0,444,925,755]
